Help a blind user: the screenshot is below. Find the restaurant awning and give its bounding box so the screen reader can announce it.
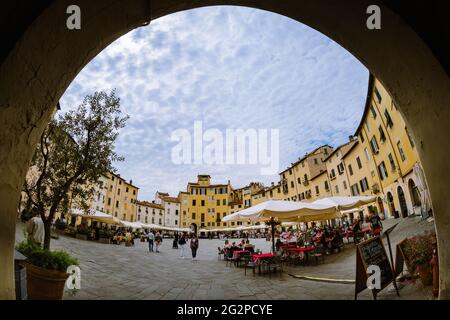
[70,209,122,225]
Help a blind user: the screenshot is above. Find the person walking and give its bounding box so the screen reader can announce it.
[148,231,155,252]
[155,232,162,253]
[190,234,199,260]
[179,233,187,259]
[173,232,179,249]
[26,209,44,247]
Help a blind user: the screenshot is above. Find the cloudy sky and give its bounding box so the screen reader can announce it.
[60,6,369,201]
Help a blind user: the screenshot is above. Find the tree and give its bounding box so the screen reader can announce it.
[22,90,129,249]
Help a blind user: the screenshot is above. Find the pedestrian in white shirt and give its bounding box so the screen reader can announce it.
[26,211,45,247]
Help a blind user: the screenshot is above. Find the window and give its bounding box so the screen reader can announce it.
[335,185,339,194]
[348,164,353,176]
[109,185,113,192]
[343,181,347,190]
[330,169,336,179]
[364,148,371,161]
[192,212,196,219]
[107,198,111,205]
[290,181,294,188]
[314,158,318,165]
[315,186,320,195]
[379,125,386,142]
[289,169,292,175]
[192,199,196,206]
[356,157,362,169]
[201,213,205,222]
[378,161,389,180]
[359,132,365,143]
[385,109,394,128]
[216,199,220,206]
[324,181,329,191]
[374,87,382,103]
[397,141,406,162]
[115,200,119,208]
[133,190,136,195]
[126,187,129,193]
[370,136,379,154]
[201,200,205,206]
[337,163,344,175]
[360,177,369,192]
[351,183,360,196]
[269,190,273,197]
[370,104,377,118]
[297,178,301,184]
[388,153,396,171]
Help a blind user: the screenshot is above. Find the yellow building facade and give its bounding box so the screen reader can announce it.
[185,175,231,233]
[103,172,139,222]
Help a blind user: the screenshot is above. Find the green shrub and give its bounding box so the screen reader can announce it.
[16,240,78,272]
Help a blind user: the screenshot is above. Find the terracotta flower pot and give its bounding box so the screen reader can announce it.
[24,262,69,300]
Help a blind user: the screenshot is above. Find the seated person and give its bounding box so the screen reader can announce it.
[243,240,254,252]
[275,238,283,253]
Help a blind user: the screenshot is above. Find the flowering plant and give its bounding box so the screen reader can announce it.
[401,231,436,276]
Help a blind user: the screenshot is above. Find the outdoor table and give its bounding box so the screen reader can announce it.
[232,250,249,259]
[284,246,315,264]
[252,253,275,275]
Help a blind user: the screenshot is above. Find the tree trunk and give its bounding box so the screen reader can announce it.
[43,220,52,250]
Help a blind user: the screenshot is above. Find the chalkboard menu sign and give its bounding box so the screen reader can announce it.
[355,236,396,299]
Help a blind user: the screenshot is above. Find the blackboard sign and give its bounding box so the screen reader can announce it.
[355,236,396,299]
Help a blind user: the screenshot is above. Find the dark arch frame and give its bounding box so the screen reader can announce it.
[1,0,450,299]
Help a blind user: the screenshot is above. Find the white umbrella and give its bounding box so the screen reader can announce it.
[222,200,336,222]
[72,209,122,225]
[310,195,377,211]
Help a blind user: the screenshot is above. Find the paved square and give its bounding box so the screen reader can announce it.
[16,217,435,300]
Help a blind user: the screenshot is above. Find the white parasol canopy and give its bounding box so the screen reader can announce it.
[310,195,377,211]
[222,200,336,222]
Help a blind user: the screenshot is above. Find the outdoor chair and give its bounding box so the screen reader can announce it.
[267,256,283,278]
[226,250,239,267]
[243,255,257,276]
[308,246,325,265]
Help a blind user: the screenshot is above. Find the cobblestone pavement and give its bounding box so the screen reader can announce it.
[15,216,435,300]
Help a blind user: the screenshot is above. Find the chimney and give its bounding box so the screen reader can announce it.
[271,182,275,187]
[130,180,133,185]
[349,135,354,141]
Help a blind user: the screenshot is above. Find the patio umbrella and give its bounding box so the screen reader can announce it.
[310,195,377,211]
[221,200,337,252]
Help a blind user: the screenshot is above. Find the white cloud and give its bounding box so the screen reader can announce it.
[60,6,368,200]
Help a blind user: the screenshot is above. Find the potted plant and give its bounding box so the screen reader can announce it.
[16,240,79,299]
[402,231,436,286]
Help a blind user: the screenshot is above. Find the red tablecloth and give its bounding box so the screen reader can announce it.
[232,250,249,259]
[252,253,275,263]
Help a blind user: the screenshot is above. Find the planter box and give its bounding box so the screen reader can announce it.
[76,234,88,241]
[99,238,110,244]
[125,241,133,247]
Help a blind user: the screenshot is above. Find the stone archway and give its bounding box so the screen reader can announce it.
[1,0,450,299]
